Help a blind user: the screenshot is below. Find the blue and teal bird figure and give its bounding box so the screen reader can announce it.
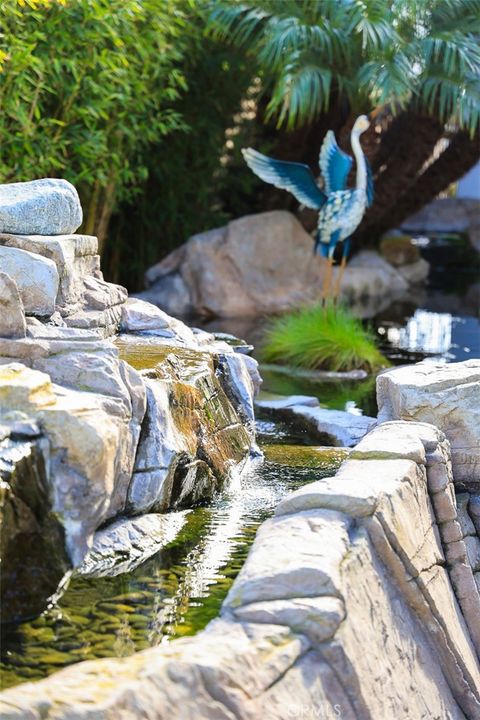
[242,115,374,299]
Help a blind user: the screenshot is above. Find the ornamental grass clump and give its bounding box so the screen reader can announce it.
[261,304,388,373]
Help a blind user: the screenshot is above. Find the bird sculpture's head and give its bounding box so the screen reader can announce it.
[352,115,370,135]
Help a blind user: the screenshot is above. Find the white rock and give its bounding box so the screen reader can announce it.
[0,245,59,316]
[224,509,352,608]
[78,510,190,577]
[257,395,376,447]
[0,178,82,235]
[0,233,100,316]
[0,272,26,338]
[377,360,480,489]
[121,297,197,345]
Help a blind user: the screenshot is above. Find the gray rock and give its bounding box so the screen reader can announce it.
[0,245,59,316]
[0,429,70,622]
[0,178,82,235]
[256,395,376,447]
[77,511,190,577]
[120,297,197,345]
[0,272,26,338]
[377,359,480,491]
[401,197,480,253]
[397,257,430,284]
[137,272,192,316]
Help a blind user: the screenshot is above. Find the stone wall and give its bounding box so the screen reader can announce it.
[2,421,479,718]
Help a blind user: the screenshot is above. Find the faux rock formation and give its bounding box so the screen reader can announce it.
[256,395,376,447]
[2,422,479,718]
[0,231,125,334]
[141,211,427,318]
[0,245,59,316]
[0,272,26,338]
[0,423,70,622]
[0,178,82,235]
[377,359,480,491]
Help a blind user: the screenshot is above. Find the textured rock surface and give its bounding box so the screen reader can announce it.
[0,425,70,622]
[0,245,59,316]
[0,233,99,316]
[142,213,425,318]
[78,510,189,577]
[0,307,258,576]
[0,231,126,334]
[142,211,328,317]
[2,421,479,718]
[0,179,82,235]
[256,395,375,447]
[0,362,144,565]
[377,359,480,491]
[0,272,26,338]
[129,346,251,514]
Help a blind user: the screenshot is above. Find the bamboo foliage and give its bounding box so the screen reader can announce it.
[0,0,190,249]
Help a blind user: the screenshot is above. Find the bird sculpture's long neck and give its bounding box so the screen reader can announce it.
[351,131,367,193]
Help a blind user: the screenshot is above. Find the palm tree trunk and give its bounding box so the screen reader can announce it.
[366,129,480,237]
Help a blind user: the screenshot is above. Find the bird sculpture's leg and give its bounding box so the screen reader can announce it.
[321,257,334,306]
[320,232,339,307]
[333,238,351,303]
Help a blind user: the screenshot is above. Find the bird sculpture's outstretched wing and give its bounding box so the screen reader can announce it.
[242,148,326,210]
[366,157,374,207]
[319,130,353,195]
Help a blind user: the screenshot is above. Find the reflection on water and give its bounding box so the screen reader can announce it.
[0,445,346,690]
[378,309,480,363]
[386,310,452,356]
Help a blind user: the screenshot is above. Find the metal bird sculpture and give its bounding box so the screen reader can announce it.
[242,115,374,301]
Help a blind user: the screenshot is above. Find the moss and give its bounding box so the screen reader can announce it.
[263,444,349,469]
[380,234,420,266]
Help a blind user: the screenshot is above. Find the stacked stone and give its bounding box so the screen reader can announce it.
[377,359,480,633]
[0,179,127,337]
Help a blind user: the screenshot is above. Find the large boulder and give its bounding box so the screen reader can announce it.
[377,360,480,492]
[0,245,59,316]
[0,179,82,235]
[141,211,327,317]
[0,272,26,339]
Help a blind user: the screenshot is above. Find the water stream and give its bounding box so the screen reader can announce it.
[0,437,346,689]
